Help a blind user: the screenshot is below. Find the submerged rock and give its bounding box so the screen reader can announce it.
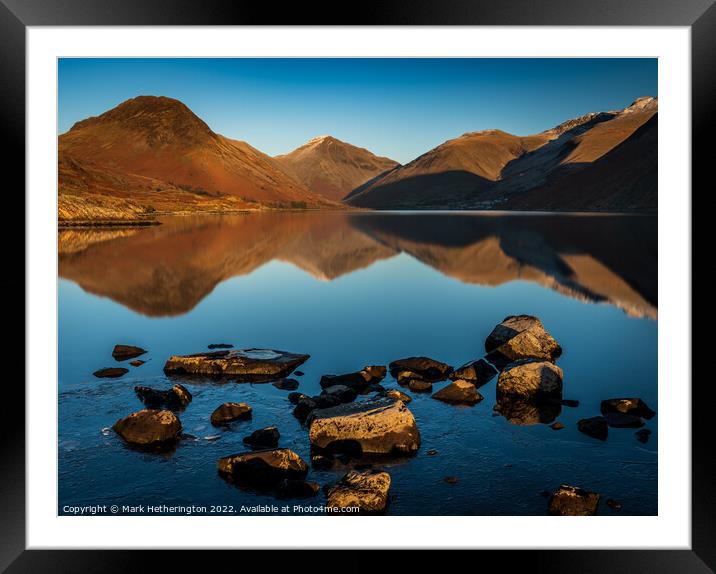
[113,409,182,447]
[135,383,192,409]
[308,397,420,455]
[548,484,600,516]
[561,399,580,408]
[443,476,459,485]
[93,367,129,378]
[207,343,233,349]
[288,392,308,405]
[217,448,308,487]
[450,359,497,386]
[432,379,483,405]
[485,315,561,368]
[389,357,453,381]
[550,421,565,430]
[276,479,320,499]
[635,428,652,443]
[321,385,358,404]
[407,380,432,393]
[210,402,253,426]
[243,426,280,449]
[129,359,145,367]
[272,378,299,391]
[606,498,623,511]
[496,359,563,399]
[311,454,334,470]
[163,348,309,382]
[577,416,608,441]
[600,398,656,419]
[326,470,391,513]
[494,396,561,425]
[603,412,645,428]
[320,365,386,391]
[385,389,412,403]
[112,344,147,361]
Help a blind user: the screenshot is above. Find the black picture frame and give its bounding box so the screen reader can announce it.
[5,0,706,571]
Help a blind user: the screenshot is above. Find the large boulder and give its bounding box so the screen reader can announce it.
[210,402,253,426]
[217,448,308,486]
[548,484,600,516]
[326,470,391,513]
[308,397,420,455]
[135,383,192,409]
[496,359,563,399]
[485,316,561,368]
[320,365,386,391]
[450,359,497,386]
[113,409,182,447]
[388,357,453,381]
[163,348,309,382]
[432,380,483,405]
[600,398,655,419]
[112,344,147,361]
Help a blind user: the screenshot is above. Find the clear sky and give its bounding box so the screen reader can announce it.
[58,58,656,164]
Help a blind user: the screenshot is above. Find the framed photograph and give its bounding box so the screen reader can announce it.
[8,0,707,569]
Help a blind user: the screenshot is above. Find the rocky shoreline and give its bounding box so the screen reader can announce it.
[95,317,655,515]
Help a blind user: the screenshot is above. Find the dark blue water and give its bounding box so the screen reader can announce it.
[58,212,657,515]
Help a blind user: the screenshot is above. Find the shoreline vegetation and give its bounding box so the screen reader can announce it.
[57,95,657,225]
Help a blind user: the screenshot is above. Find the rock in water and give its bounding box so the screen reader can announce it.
[288,392,308,405]
[217,449,308,486]
[163,348,310,382]
[93,367,129,378]
[389,357,453,381]
[485,315,561,368]
[210,402,253,426]
[134,383,192,409]
[635,429,652,443]
[496,359,563,399]
[450,359,497,386]
[407,380,432,393]
[272,378,300,391]
[385,389,412,403]
[321,385,358,404]
[432,379,483,405]
[319,365,386,391]
[578,416,608,441]
[326,470,391,513]
[242,426,280,448]
[129,360,145,367]
[113,409,182,447]
[112,344,147,361]
[603,412,645,428]
[276,479,320,499]
[548,485,600,516]
[309,397,420,455]
[551,421,565,430]
[600,398,655,419]
[207,343,233,349]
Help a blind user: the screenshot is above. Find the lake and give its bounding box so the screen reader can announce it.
[58,211,657,516]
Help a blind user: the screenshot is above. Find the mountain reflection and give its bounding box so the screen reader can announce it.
[58,211,657,318]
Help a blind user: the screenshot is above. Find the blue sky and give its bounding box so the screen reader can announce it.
[58,58,656,164]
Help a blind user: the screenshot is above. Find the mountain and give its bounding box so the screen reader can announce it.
[58,96,335,219]
[346,97,657,211]
[274,136,399,201]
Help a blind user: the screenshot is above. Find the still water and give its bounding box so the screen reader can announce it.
[58,211,657,515]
